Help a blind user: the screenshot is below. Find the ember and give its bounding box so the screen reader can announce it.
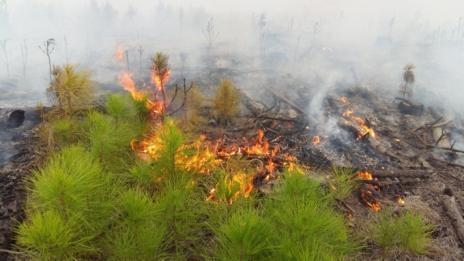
[356,170,374,181]
[312,135,321,145]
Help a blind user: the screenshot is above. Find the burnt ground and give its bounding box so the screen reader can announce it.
[1,81,464,260]
[297,87,464,260]
[0,109,43,260]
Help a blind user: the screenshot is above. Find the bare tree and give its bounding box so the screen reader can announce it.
[64,35,69,64]
[0,39,9,76]
[203,18,219,49]
[20,40,28,77]
[137,45,143,76]
[39,38,56,82]
[400,64,415,99]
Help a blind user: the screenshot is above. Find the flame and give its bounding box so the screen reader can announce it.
[312,135,321,145]
[115,45,124,61]
[151,69,171,91]
[356,170,373,181]
[396,195,405,206]
[341,105,376,140]
[339,96,349,104]
[207,172,254,204]
[342,108,354,118]
[359,184,381,212]
[243,129,271,156]
[118,72,146,101]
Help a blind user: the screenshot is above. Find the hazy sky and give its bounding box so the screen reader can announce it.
[1,0,464,112]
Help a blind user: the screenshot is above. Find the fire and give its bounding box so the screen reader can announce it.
[339,96,349,104]
[342,108,354,118]
[356,170,373,181]
[360,185,382,212]
[341,104,376,140]
[311,135,321,145]
[115,44,124,61]
[243,129,271,156]
[206,172,254,204]
[396,195,405,206]
[151,69,171,92]
[118,72,146,101]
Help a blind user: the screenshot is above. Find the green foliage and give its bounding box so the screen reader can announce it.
[17,210,96,260]
[104,189,166,260]
[50,116,82,146]
[212,79,240,125]
[371,210,432,254]
[105,93,138,121]
[83,111,137,172]
[263,170,354,260]
[19,146,115,259]
[215,208,275,261]
[48,64,94,115]
[328,167,357,200]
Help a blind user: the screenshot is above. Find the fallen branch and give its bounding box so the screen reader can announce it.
[442,195,464,245]
[267,89,306,115]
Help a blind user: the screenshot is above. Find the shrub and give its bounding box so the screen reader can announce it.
[372,210,432,254]
[212,79,240,125]
[50,116,82,146]
[48,64,93,115]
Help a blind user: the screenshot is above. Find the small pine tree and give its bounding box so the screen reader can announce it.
[212,79,240,126]
[48,64,93,115]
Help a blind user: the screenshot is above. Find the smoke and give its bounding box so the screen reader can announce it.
[1,0,464,118]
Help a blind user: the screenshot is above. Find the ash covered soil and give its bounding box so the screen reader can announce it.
[1,82,464,260]
[0,108,43,260]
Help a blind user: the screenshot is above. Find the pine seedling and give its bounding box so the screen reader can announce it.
[105,93,138,122]
[263,170,355,260]
[214,208,275,261]
[48,64,93,116]
[372,210,432,254]
[103,189,166,260]
[83,111,137,173]
[17,210,97,260]
[328,167,357,200]
[212,79,240,126]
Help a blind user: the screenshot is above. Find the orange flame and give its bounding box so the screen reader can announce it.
[341,106,376,140]
[396,195,405,206]
[312,135,321,145]
[115,45,124,61]
[356,170,373,181]
[118,72,146,101]
[339,96,349,104]
[151,69,171,91]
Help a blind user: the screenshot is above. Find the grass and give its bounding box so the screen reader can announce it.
[371,210,432,255]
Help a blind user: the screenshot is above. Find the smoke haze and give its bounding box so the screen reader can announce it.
[1,0,464,117]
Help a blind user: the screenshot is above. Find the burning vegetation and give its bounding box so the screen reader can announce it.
[10,46,464,260]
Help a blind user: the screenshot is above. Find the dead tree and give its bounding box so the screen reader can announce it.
[400,64,415,99]
[203,18,219,49]
[20,40,28,77]
[0,39,9,76]
[137,45,143,76]
[39,38,56,82]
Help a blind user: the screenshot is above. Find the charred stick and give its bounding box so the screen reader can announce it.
[442,195,464,245]
[267,89,306,115]
[370,169,432,179]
